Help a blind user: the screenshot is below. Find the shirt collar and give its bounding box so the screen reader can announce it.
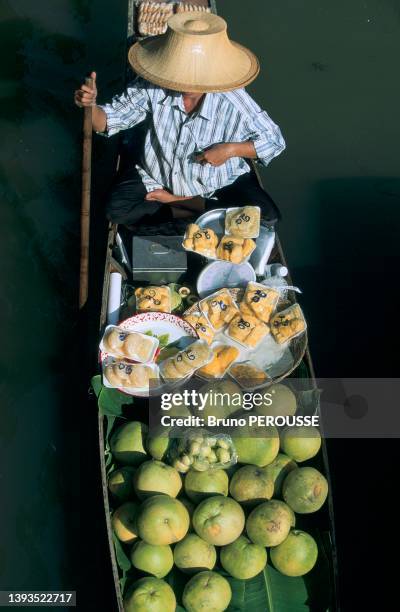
[159,90,214,121]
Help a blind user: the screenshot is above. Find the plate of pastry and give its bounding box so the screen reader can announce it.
[100,312,197,396]
[182,205,262,265]
[187,207,276,273]
[183,284,308,389]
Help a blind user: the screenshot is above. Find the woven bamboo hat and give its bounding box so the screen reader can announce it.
[128,12,260,93]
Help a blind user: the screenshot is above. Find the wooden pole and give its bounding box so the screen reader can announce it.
[79,76,94,309]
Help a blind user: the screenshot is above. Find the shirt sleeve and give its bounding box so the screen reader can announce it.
[97,77,150,137]
[241,109,286,167]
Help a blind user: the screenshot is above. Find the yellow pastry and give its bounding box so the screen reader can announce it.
[241,283,280,323]
[201,290,239,330]
[197,345,240,378]
[270,304,306,344]
[104,361,135,386]
[225,206,260,238]
[184,312,215,345]
[105,361,157,389]
[183,223,219,257]
[216,235,256,264]
[161,341,212,380]
[135,286,171,313]
[104,363,126,387]
[123,332,155,362]
[103,328,127,356]
[126,364,155,389]
[227,313,270,348]
[230,363,269,388]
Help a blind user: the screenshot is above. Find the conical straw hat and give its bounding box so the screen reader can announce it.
[128,12,260,93]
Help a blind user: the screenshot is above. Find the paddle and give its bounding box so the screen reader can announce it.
[79,76,94,309]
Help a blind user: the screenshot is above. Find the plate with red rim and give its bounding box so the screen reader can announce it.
[100,312,198,397]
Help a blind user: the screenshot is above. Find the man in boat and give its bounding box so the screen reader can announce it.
[74,13,285,228]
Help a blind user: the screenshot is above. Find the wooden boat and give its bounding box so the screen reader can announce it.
[93,1,340,610]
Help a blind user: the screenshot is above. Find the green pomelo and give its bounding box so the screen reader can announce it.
[255,383,297,417]
[173,534,217,573]
[280,426,321,462]
[137,495,189,545]
[133,460,182,499]
[124,577,176,612]
[130,540,173,578]
[182,571,232,612]
[220,535,267,580]
[264,453,298,497]
[107,467,136,502]
[146,435,171,461]
[112,502,139,544]
[246,500,292,547]
[193,496,245,546]
[184,468,229,504]
[270,530,318,576]
[198,379,243,420]
[178,496,195,531]
[110,421,148,466]
[229,465,274,506]
[283,467,328,514]
[234,426,279,467]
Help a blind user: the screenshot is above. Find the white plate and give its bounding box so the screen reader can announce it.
[100,312,197,397]
[197,260,256,298]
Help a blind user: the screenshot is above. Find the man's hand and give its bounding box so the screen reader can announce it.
[195,143,235,167]
[74,71,97,107]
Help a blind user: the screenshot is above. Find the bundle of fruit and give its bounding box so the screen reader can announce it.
[169,430,237,473]
[107,384,329,612]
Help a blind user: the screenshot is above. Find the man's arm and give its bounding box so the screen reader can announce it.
[195,95,285,168]
[74,71,149,136]
[195,141,257,166]
[240,108,286,167]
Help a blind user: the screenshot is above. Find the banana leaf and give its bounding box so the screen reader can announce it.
[226,525,332,612]
[226,566,308,612]
[91,374,134,417]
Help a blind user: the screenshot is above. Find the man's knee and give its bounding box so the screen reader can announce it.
[254,190,281,224]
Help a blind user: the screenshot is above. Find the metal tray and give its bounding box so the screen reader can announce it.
[195,208,275,274]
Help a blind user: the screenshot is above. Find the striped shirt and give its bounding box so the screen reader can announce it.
[99,77,285,197]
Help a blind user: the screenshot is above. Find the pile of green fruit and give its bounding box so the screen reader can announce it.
[108,385,328,612]
[170,431,236,473]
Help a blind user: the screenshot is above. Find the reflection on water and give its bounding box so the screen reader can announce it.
[0,0,399,607]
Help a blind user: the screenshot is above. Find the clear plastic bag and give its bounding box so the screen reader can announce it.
[168,428,237,473]
[270,303,307,345]
[198,288,240,331]
[240,281,280,323]
[159,340,213,382]
[183,310,216,345]
[182,225,220,259]
[224,311,270,349]
[102,358,160,392]
[195,343,240,380]
[182,225,256,265]
[134,285,172,313]
[229,360,272,390]
[225,206,261,239]
[100,325,159,362]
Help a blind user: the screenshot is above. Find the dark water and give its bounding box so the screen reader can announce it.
[0,0,399,609]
